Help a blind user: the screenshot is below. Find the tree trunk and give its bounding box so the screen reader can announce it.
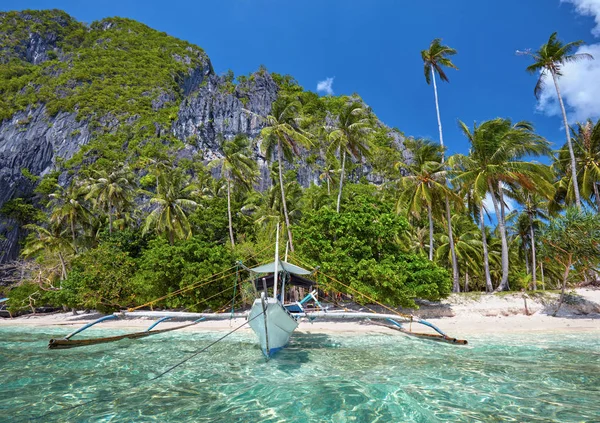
[529,210,537,290]
[431,67,459,291]
[227,178,235,248]
[277,138,294,252]
[58,252,67,285]
[445,196,460,292]
[479,207,493,292]
[540,260,546,290]
[336,150,346,213]
[555,255,572,315]
[552,71,581,209]
[489,181,510,291]
[71,219,77,253]
[431,67,445,150]
[464,270,469,293]
[594,182,600,213]
[108,203,113,235]
[428,204,434,261]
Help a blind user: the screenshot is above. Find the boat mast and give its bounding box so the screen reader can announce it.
[273,224,279,301]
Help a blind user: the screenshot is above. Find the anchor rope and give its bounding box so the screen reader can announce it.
[288,254,413,320]
[129,242,275,311]
[151,310,265,380]
[16,310,265,423]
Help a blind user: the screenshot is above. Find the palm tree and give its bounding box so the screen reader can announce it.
[435,214,483,292]
[452,118,554,291]
[326,100,373,212]
[521,32,593,209]
[47,181,92,250]
[84,165,136,234]
[142,171,198,245]
[209,134,258,247]
[396,139,456,263]
[556,120,600,211]
[22,224,74,282]
[260,96,312,252]
[506,189,550,290]
[421,38,460,289]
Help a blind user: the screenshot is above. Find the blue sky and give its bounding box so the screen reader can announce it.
[4,0,600,157]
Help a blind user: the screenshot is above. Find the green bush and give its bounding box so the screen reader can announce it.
[131,237,237,311]
[295,187,451,307]
[61,242,137,313]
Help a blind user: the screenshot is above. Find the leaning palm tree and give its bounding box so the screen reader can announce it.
[451,118,554,291]
[326,100,373,212]
[521,32,593,209]
[421,38,460,288]
[396,139,458,264]
[209,134,258,247]
[142,171,198,245]
[260,96,312,251]
[84,165,136,234]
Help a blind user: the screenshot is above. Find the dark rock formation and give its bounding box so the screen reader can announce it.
[0,10,407,263]
[0,106,91,261]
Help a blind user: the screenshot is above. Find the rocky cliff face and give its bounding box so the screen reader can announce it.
[0,10,406,263]
[174,72,279,191]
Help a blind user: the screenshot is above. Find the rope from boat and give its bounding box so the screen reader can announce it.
[151,310,265,380]
[128,242,275,311]
[288,254,413,320]
[16,310,266,423]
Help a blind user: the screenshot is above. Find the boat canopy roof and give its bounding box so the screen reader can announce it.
[254,273,315,289]
[249,260,311,275]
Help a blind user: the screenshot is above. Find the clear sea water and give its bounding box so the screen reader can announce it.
[0,326,599,423]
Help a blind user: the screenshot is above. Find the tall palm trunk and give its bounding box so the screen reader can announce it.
[277,138,294,252]
[479,207,493,292]
[464,270,469,293]
[58,252,67,283]
[593,182,600,213]
[336,150,346,213]
[552,71,581,209]
[70,219,77,253]
[528,209,537,290]
[428,204,434,261]
[226,178,235,248]
[431,66,459,291]
[431,67,445,148]
[108,203,113,234]
[490,181,510,291]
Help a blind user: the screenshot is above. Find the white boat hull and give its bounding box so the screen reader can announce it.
[248,296,298,357]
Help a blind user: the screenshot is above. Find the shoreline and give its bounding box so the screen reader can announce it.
[1,289,599,337]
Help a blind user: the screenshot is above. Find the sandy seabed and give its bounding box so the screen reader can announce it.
[1,289,599,338]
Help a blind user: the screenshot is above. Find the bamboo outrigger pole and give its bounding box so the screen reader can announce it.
[48,316,205,350]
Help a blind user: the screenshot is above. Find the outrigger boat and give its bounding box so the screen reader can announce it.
[48,227,467,354]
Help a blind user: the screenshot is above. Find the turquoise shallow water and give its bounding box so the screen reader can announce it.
[0,326,599,423]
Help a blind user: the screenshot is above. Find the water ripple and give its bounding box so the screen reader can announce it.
[0,327,598,422]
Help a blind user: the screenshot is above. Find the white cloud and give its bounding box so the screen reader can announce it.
[535,2,600,122]
[483,192,517,215]
[536,43,600,122]
[316,77,334,95]
[563,0,600,36]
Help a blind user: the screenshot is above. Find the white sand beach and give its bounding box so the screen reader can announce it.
[1,289,599,338]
